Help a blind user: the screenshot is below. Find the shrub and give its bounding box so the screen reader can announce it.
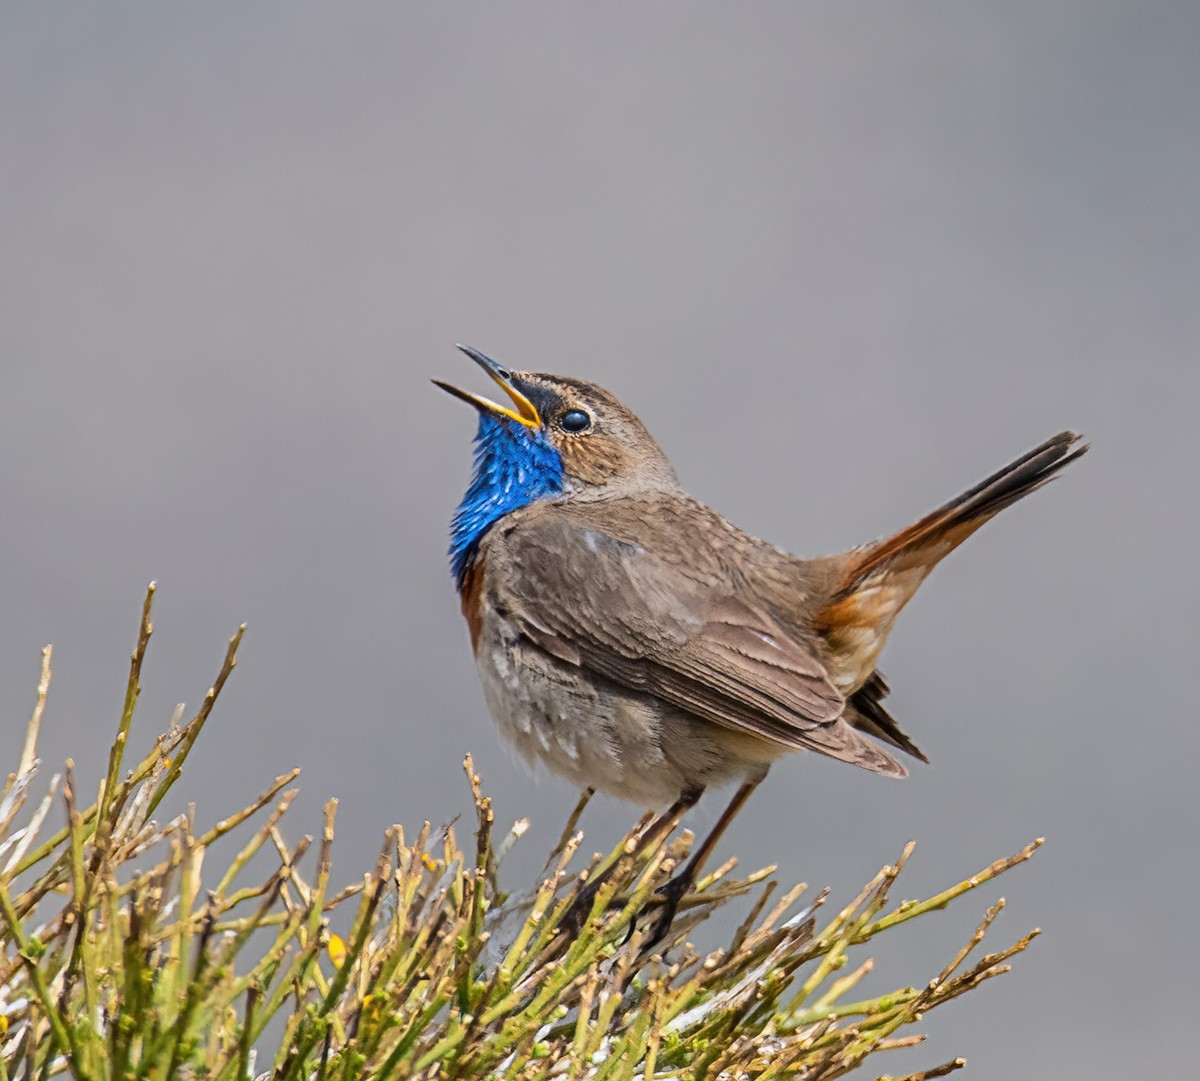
[0,587,1039,1079]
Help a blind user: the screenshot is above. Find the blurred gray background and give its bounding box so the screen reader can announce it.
[2,4,1196,1077]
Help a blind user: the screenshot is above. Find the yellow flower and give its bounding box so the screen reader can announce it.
[327,933,347,969]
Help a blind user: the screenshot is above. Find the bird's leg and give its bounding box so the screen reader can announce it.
[560,787,702,936]
[645,775,763,948]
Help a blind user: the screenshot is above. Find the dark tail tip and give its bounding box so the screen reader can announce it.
[841,431,1088,588]
[952,430,1088,523]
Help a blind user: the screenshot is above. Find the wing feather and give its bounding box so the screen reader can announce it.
[492,505,904,776]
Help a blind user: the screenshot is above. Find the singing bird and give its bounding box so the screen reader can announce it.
[436,345,1085,918]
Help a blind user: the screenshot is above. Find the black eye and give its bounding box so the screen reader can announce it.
[559,409,592,433]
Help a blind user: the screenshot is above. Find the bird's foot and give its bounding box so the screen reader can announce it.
[639,871,693,951]
[558,878,603,939]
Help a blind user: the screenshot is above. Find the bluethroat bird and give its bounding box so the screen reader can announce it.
[436,344,1086,931]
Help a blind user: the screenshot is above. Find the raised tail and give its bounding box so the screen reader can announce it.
[816,431,1088,751]
[841,430,1088,588]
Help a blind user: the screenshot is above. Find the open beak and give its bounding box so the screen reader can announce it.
[433,344,542,428]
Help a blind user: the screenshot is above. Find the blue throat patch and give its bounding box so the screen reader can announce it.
[450,413,564,583]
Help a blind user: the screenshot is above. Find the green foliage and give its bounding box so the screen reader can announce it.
[1,588,1040,1079]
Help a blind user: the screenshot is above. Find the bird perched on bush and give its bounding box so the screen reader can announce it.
[436,344,1085,929]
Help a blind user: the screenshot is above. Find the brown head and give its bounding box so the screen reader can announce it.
[435,344,679,494]
[437,345,681,582]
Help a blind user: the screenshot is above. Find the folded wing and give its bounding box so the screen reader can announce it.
[493,507,906,777]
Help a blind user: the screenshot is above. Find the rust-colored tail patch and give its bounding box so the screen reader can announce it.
[841,431,1088,590]
[817,431,1087,694]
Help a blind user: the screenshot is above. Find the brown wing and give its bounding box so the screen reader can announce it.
[489,502,905,777]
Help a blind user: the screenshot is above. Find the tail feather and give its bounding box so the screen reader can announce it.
[815,431,1087,718]
[841,431,1088,589]
[845,672,929,763]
